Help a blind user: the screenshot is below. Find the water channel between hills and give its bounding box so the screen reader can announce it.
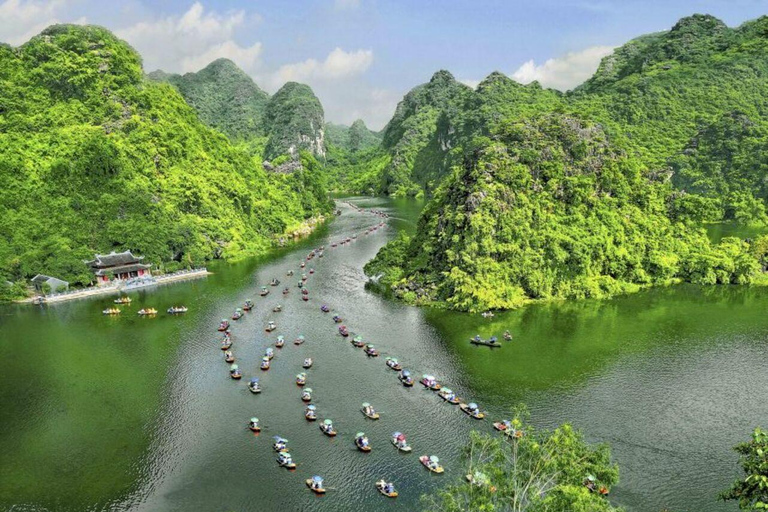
[1,197,766,512]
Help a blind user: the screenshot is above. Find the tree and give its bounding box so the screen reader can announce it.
[422,407,621,512]
[720,428,768,510]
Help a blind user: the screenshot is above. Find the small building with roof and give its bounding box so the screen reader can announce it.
[86,251,151,286]
[31,274,69,294]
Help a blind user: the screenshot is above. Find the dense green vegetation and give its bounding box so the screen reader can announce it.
[720,428,768,510]
[422,408,620,511]
[0,25,333,298]
[148,58,270,141]
[364,14,768,311]
[326,119,381,153]
[263,82,326,160]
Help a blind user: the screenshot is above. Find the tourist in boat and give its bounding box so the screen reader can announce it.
[302,294,309,301]
[260,357,270,370]
[296,373,307,386]
[319,418,336,436]
[320,304,330,313]
[361,402,379,419]
[399,370,414,386]
[277,451,295,469]
[229,364,242,379]
[307,475,325,493]
[421,455,444,473]
[305,404,317,421]
[386,357,402,371]
[270,278,280,286]
[265,321,277,332]
[232,308,243,320]
[309,268,315,274]
[243,300,254,311]
[218,319,230,331]
[355,432,371,451]
[103,307,121,315]
[339,325,349,337]
[352,335,364,347]
[438,388,460,404]
[460,402,485,419]
[300,262,305,268]
[503,330,512,341]
[584,475,597,493]
[275,335,285,348]
[298,280,303,288]
[114,296,131,304]
[294,335,305,345]
[248,417,260,432]
[273,436,288,452]
[265,347,274,360]
[332,315,342,323]
[248,378,261,393]
[421,375,441,390]
[221,337,232,350]
[224,350,235,363]
[137,308,157,315]
[260,286,269,296]
[364,344,379,357]
[391,432,411,452]
[272,304,282,312]
[303,358,313,369]
[301,388,312,402]
[282,287,290,295]
[301,274,308,282]
[376,480,397,498]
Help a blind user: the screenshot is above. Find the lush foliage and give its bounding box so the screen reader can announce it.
[263,82,326,160]
[0,25,332,296]
[365,115,760,312]
[422,408,621,512]
[148,58,270,142]
[720,428,768,510]
[325,119,381,153]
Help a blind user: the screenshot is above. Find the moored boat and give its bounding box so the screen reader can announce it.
[391,432,412,452]
[420,455,444,473]
[355,432,371,452]
[385,357,402,371]
[167,306,188,314]
[305,404,317,421]
[248,378,261,394]
[103,307,121,315]
[303,358,313,369]
[469,335,501,347]
[460,402,485,419]
[376,480,398,498]
[361,402,379,420]
[114,296,131,304]
[319,418,336,436]
[137,308,157,315]
[248,417,261,432]
[306,476,325,494]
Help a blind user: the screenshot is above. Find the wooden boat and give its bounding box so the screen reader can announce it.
[352,336,364,348]
[232,309,243,320]
[376,480,398,498]
[302,295,309,302]
[309,268,315,274]
[386,358,402,371]
[275,336,285,348]
[220,339,232,350]
[355,433,372,452]
[229,365,242,380]
[320,304,330,313]
[503,331,513,341]
[218,320,230,331]
[294,335,305,345]
[300,262,305,268]
[339,326,349,337]
[259,287,269,296]
[242,300,254,311]
[306,477,326,494]
[391,433,412,452]
[114,296,131,304]
[399,371,414,387]
[270,278,280,286]
[265,321,277,332]
[469,336,501,348]
[420,455,444,474]
[303,358,313,369]
[277,453,296,469]
[103,307,121,315]
[167,306,188,314]
[248,378,261,394]
[420,375,442,391]
[272,305,282,313]
[248,418,261,432]
[364,344,379,357]
[438,388,460,404]
[224,350,235,363]
[301,388,312,402]
[264,348,274,360]
[459,402,485,419]
[305,404,317,421]
[137,308,157,315]
[332,315,342,323]
[273,437,288,452]
[361,403,379,420]
[282,287,290,295]
[296,373,307,386]
[260,357,270,370]
[319,419,336,436]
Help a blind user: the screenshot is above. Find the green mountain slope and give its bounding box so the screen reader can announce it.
[326,119,381,152]
[263,82,326,160]
[148,58,269,141]
[0,24,332,291]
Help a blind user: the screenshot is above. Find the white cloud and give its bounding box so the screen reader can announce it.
[0,0,82,45]
[512,45,614,91]
[268,47,373,88]
[115,2,262,74]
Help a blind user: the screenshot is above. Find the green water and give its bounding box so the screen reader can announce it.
[1,198,766,512]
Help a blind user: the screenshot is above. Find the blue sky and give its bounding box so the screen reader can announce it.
[0,0,766,129]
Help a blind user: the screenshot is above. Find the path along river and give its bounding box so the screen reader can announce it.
[1,197,767,512]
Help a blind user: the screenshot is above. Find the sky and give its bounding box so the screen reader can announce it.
[0,0,766,130]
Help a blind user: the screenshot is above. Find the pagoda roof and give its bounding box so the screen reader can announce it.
[86,251,144,268]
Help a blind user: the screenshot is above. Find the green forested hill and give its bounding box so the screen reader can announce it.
[263,82,326,160]
[326,119,381,152]
[148,58,270,141]
[0,24,333,294]
[364,14,768,311]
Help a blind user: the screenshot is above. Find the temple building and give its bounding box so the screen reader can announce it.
[86,251,151,286]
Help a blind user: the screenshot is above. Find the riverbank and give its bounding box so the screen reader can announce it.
[18,268,211,304]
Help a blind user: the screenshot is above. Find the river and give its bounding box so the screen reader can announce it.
[1,198,766,512]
